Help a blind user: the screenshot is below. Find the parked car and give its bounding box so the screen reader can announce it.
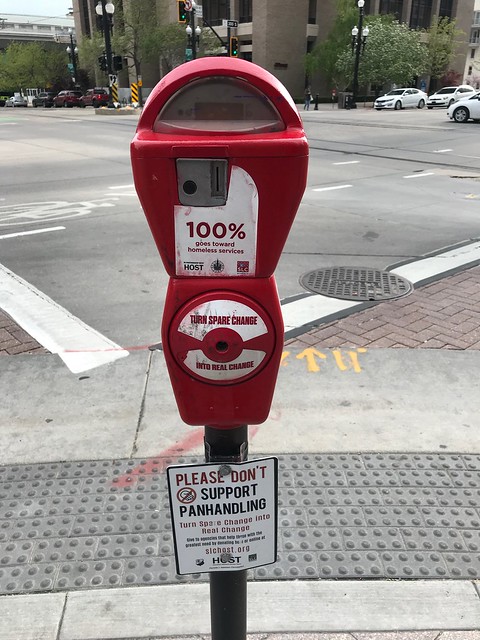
[80,88,109,108]
[426,85,476,109]
[32,91,56,108]
[0,95,11,107]
[374,88,427,110]
[447,92,480,123]
[4,94,28,108]
[53,90,83,108]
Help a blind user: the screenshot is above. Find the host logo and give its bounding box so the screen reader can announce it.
[183,262,204,271]
[212,556,241,565]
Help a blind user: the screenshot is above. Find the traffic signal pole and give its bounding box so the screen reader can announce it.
[99,0,114,107]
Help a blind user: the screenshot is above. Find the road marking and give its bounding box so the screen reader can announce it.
[391,240,480,284]
[403,172,435,179]
[282,240,480,338]
[434,149,452,153]
[0,122,17,126]
[109,185,135,190]
[333,161,359,165]
[313,184,353,192]
[0,199,115,226]
[0,262,128,373]
[0,226,65,240]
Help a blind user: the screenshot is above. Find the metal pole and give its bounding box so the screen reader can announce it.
[352,2,363,109]
[205,425,248,640]
[69,31,78,85]
[191,10,197,60]
[100,0,114,107]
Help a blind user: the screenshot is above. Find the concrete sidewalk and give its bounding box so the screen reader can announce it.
[0,265,480,639]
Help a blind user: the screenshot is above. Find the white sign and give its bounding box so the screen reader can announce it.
[167,458,278,574]
[174,166,258,277]
[176,299,268,382]
[109,74,117,86]
[195,4,203,17]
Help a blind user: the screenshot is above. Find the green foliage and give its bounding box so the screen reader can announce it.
[142,23,186,74]
[78,31,106,81]
[425,17,463,81]
[335,16,428,91]
[306,0,358,87]
[0,42,70,91]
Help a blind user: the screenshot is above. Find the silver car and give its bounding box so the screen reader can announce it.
[4,94,28,107]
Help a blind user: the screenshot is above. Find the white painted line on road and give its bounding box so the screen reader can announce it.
[333,161,360,165]
[109,185,134,190]
[282,239,480,336]
[0,122,17,126]
[434,149,452,153]
[391,240,480,285]
[404,172,435,179]
[283,294,359,333]
[313,184,353,192]
[0,262,129,373]
[0,226,65,240]
[103,192,137,197]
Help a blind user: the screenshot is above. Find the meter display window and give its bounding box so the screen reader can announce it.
[154,77,285,134]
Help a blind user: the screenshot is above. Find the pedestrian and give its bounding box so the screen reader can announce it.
[304,87,312,111]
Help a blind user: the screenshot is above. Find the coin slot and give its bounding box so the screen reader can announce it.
[216,341,229,353]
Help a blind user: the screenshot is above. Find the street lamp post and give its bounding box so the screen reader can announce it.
[66,28,78,86]
[186,10,201,60]
[351,0,369,109]
[95,0,115,107]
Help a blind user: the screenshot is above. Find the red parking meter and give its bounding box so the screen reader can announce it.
[131,58,308,427]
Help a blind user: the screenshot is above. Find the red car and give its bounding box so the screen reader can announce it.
[53,90,83,108]
[80,88,109,108]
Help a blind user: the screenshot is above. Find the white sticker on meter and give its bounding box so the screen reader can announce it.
[176,299,268,382]
[174,166,258,277]
[182,349,266,381]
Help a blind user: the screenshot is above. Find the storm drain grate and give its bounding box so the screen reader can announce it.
[299,267,413,301]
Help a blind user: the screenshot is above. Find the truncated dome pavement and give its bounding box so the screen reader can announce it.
[0,453,479,594]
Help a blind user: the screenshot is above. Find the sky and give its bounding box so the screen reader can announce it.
[0,0,72,17]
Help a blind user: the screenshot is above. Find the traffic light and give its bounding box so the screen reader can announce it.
[177,0,187,23]
[113,55,123,71]
[229,36,239,57]
[98,54,107,71]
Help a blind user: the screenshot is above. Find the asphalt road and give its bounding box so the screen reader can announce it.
[1,105,479,353]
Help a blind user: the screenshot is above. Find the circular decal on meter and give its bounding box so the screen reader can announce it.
[169,295,276,385]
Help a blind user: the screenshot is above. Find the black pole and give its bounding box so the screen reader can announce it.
[191,9,197,60]
[69,31,78,85]
[100,0,114,107]
[205,425,248,640]
[352,1,364,109]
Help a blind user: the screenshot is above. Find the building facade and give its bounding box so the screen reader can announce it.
[464,0,480,87]
[0,12,74,53]
[72,0,475,98]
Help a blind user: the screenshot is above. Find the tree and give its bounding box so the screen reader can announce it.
[111,0,158,84]
[0,42,70,92]
[425,16,463,92]
[142,23,186,75]
[305,0,358,89]
[78,31,106,83]
[335,17,428,93]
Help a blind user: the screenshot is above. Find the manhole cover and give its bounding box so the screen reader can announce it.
[299,267,413,301]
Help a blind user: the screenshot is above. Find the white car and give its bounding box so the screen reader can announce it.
[4,94,28,108]
[447,92,480,123]
[374,88,427,110]
[426,85,476,109]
